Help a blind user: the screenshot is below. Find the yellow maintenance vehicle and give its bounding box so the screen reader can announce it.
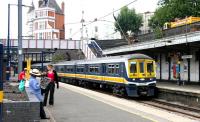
[163,16,200,29]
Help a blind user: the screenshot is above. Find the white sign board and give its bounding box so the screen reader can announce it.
[182,55,192,59]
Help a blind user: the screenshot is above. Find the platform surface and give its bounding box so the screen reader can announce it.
[157,82,200,94]
[42,83,198,122]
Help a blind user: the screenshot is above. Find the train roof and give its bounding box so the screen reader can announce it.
[31,62,50,66]
[54,54,152,65]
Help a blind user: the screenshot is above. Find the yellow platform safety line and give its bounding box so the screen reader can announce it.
[0,91,3,103]
[58,73,128,84]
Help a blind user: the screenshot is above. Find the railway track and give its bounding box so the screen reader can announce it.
[64,82,200,119]
[140,99,200,119]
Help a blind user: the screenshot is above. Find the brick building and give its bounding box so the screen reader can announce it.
[27,0,65,40]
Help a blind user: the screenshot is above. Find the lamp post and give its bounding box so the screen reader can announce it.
[6,4,11,80]
[18,0,23,74]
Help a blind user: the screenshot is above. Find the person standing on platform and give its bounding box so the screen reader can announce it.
[43,64,59,106]
[29,69,49,119]
[18,68,27,82]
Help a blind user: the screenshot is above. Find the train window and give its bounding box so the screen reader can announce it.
[89,65,99,73]
[139,62,144,73]
[94,66,99,73]
[130,62,137,73]
[147,62,154,73]
[77,66,84,73]
[66,66,74,73]
[108,64,115,74]
[89,66,93,72]
[58,66,64,72]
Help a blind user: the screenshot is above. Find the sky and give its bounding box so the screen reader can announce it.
[0,0,159,40]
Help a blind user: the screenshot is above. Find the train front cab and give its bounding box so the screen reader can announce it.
[126,59,156,97]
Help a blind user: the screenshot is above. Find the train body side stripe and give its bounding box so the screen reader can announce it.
[58,73,127,84]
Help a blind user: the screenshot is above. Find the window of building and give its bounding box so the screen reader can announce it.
[39,21,45,30]
[39,33,42,39]
[48,32,51,39]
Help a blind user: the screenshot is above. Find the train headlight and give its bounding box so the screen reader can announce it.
[132,79,135,81]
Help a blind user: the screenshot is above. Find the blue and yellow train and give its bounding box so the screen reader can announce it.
[52,54,156,97]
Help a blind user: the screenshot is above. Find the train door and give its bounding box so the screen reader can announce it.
[145,60,156,78]
[128,60,138,78]
[102,63,106,82]
[137,60,145,78]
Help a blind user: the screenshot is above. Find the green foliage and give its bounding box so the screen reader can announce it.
[52,52,70,63]
[149,0,200,29]
[114,6,143,38]
[154,27,163,39]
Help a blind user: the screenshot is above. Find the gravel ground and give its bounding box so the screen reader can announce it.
[3,82,29,101]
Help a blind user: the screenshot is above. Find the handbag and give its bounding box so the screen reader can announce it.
[18,80,25,92]
[40,77,50,90]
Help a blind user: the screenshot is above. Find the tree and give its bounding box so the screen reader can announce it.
[149,0,200,29]
[52,51,70,63]
[114,6,142,43]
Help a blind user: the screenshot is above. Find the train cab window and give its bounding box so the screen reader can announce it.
[130,62,137,73]
[139,62,144,73]
[147,62,154,73]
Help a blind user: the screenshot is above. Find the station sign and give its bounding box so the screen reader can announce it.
[181,55,192,59]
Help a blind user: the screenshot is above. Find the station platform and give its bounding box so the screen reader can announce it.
[42,83,198,122]
[156,81,200,108]
[157,81,200,94]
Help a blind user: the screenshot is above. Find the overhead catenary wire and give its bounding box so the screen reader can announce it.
[70,0,138,38]
[84,0,138,27]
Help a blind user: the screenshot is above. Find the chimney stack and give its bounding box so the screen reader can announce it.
[38,0,43,7]
[61,2,65,14]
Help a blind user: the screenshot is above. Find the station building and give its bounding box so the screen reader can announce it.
[93,24,200,84]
